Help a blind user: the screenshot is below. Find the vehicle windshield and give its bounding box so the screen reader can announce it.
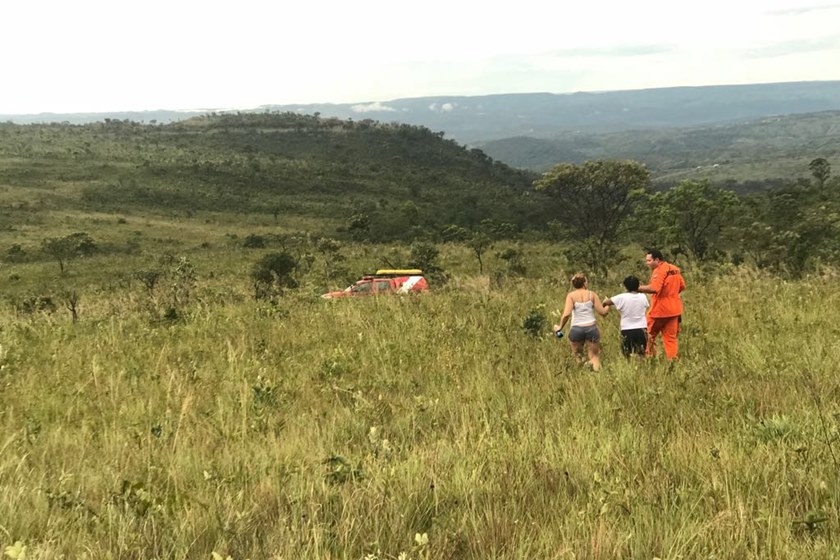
[351,282,372,293]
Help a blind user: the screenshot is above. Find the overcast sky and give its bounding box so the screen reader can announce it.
[3,0,839,114]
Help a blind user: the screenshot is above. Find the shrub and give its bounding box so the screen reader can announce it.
[521,307,547,338]
[251,252,299,299]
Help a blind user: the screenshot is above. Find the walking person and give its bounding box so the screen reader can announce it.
[639,249,685,360]
[603,275,649,358]
[553,272,608,371]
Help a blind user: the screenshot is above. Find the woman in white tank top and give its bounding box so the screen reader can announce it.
[553,272,608,371]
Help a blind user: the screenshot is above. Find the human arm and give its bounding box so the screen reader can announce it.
[602,296,614,308]
[593,293,609,316]
[639,268,662,294]
[554,293,574,333]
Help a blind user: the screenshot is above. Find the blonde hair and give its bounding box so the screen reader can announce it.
[571,272,588,289]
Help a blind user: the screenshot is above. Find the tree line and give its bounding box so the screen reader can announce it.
[532,157,838,276]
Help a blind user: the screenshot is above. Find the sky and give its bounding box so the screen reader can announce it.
[2,0,840,115]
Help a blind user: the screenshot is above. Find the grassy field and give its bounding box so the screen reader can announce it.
[1,217,839,559]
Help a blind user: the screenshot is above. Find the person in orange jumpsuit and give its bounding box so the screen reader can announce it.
[639,249,685,360]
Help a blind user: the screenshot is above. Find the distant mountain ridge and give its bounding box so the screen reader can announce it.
[4,81,840,146]
[261,81,840,144]
[474,110,840,182]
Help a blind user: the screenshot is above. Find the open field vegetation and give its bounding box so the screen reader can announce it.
[2,244,840,559]
[1,114,840,558]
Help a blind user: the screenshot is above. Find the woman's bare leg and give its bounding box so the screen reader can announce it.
[587,342,602,371]
[570,341,586,364]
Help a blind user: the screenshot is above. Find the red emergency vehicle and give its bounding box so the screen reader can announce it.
[321,269,428,299]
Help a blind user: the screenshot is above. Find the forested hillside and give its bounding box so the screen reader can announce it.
[477,110,840,189]
[0,113,543,241]
[2,111,840,278]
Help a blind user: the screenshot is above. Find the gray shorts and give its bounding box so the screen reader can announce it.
[569,324,601,343]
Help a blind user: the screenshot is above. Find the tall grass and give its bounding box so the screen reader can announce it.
[1,253,839,559]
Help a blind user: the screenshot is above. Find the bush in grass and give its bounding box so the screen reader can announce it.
[522,307,547,338]
[251,251,299,300]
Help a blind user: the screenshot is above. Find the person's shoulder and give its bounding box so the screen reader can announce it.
[611,293,633,307]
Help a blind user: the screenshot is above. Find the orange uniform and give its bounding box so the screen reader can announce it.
[645,261,685,360]
[647,262,685,318]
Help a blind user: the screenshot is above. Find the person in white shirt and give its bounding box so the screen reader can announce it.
[603,275,649,358]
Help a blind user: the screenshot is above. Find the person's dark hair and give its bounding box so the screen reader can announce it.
[623,275,640,292]
[571,272,587,289]
[646,248,664,261]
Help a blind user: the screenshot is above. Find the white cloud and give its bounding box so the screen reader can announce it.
[428,103,457,112]
[767,2,840,15]
[350,102,396,113]
[0,0,838,114]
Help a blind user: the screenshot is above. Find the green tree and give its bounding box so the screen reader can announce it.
[735,184,840,276]
[809,157,831,188]
[135,269,163,296]
[251,252,299,299]
[440,224,468,243]
[41,232,97,273]
[169,257,197,308]
[63,290,80,323]
[400,201,420,226]
[496,245,526,276]
[408,241,445,284]
[316,237,348,289]
[643,180,739,261]
[348,213,370,242]
[467,232,492,274]
[534,160,650,272]
[479,218,518,240]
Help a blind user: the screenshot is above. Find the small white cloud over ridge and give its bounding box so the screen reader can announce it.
[351,101,396,113]
[428,102,457,112]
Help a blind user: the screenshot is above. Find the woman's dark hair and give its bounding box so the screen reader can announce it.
[571,272,587,289]
[623,275,640,292]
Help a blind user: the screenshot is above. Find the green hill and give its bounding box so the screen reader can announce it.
[0,113,541,241]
